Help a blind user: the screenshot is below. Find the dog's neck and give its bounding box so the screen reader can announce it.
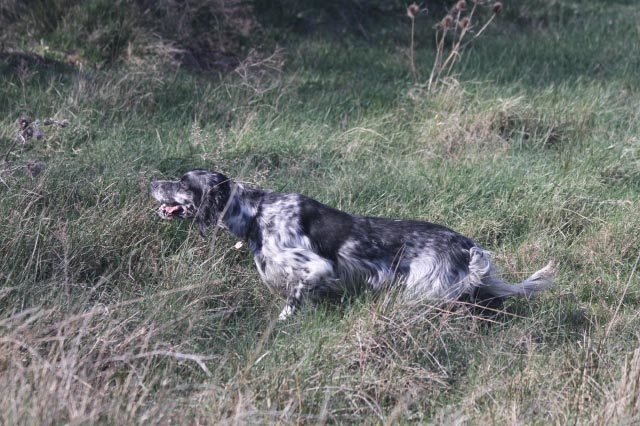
[220,182,263,239]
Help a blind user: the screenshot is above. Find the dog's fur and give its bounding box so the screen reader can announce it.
[151,170,554,320]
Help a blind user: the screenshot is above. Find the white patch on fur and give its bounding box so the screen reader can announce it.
[403,249,450,299]
[253,195,337,296]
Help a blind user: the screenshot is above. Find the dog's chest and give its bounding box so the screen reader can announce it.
[249,196,313,292]
[251,238,315,295]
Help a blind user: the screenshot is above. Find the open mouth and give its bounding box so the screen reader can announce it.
[158,203,186,219]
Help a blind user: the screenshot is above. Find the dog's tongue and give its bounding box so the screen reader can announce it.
[163,204,182,214]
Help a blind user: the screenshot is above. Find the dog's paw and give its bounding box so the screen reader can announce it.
[278,305,295,321]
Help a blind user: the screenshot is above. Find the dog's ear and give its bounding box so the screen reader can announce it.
[196,192,213,237]
[195,177,230,237]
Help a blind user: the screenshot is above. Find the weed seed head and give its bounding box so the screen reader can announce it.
[26,160,45,177]
[407,3,420,19]
[19,116,33,130]
[442,15,454,29]
[23,127,34,140]
[492,2,503,13]
[459,17,470,29]
[455,1,467,12]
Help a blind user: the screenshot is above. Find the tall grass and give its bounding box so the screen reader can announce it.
[1,0,640,424]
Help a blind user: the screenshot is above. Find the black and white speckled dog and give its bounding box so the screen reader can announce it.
[151,170,554,320]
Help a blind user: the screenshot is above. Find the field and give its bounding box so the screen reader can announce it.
[1,0,639,424]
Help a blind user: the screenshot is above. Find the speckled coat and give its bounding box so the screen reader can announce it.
[151,170,554,320]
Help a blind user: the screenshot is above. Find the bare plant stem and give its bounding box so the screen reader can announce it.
[460,12,497,50]
[410,17,417,83]
[428,28,447,91]
[452,10,462,51]
[106,350,214,377]
[431,3,482,90]
[438,32,466,80]
[61,222,71,296]
[3,138,19,163]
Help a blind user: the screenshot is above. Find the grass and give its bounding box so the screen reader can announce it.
[1,0,640,424]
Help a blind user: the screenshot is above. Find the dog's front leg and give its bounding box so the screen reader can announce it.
[278,281,308,321]
[275,250,335,321]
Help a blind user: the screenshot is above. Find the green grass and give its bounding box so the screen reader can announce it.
[1,0,640,424]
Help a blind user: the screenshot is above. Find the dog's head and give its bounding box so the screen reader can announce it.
[150,170,231,235]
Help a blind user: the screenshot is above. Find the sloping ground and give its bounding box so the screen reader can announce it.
[1,1,639,424]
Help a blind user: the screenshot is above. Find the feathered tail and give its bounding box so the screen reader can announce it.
[463,247,554,300]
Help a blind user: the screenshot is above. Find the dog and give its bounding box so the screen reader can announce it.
[151,170,554,320]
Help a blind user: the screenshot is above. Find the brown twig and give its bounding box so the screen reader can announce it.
[106,350,214,377]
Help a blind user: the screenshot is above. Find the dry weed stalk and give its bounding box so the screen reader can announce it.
[234,47,286,100]
[54,221,72,296]
[407,3,421,82]
[2,115,69,178]
[406,1,503,92]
